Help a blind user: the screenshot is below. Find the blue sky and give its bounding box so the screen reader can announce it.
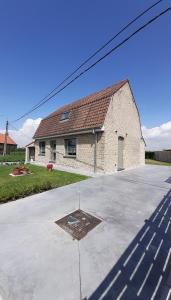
[0,0,170,136]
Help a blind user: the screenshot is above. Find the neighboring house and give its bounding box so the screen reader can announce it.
[0,133,17,155]
[28,79,145,173]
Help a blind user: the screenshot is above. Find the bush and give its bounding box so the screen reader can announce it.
[145,151,155,160]
[0,150,25,162]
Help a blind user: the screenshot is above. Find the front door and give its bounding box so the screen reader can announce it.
[50,141,56,162]
[117,136,124,171]
[29,147,35,161]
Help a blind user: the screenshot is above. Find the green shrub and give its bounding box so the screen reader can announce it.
[145,151,155,160]
[0,151,25,162]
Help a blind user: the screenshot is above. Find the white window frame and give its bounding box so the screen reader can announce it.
[50,140,56,162]
[60,111,70,121]
[64,138,76,157]
[39,141,46,156]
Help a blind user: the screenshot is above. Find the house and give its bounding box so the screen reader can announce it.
[0,133,17,155]
[28,79,145,173]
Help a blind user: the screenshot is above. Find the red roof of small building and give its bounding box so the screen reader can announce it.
[34,79,128,138]
[0,133,17,145]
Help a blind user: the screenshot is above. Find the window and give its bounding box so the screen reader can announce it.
[39,141,45,156]
[65,138,76,156]
[60,111,70,121]
[50,140,56,161]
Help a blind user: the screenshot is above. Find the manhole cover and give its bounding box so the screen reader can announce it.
[55,209,102,240]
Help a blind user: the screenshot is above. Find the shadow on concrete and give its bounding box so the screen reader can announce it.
[86,189,171,300]
[166,177,171,184]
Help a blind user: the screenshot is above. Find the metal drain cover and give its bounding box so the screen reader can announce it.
[55,209,102,240]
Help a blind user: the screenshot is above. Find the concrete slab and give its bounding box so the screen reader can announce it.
[0,165,171,300]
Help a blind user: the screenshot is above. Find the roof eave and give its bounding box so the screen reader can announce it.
[34,126,104,140]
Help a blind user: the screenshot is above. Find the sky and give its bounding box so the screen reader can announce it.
[0,0,171,149]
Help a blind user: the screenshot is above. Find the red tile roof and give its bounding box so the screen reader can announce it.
[0,133,17,145]
[34,79,128,138]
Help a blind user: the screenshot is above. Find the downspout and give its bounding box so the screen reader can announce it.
[93,129,97,173]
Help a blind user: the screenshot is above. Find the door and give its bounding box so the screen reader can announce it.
[29,147,35,161]
[118,136,124,171]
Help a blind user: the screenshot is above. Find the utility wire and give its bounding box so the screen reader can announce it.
[12,0,165,121]
[13,4,170,122]
[22,0,164,112]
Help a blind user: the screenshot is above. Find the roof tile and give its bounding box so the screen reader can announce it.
[0,133,17,145]
[34,79,127,138]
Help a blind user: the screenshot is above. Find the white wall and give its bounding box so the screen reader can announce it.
[103,82,145,172]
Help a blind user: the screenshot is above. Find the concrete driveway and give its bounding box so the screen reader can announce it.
[0,165,171,300]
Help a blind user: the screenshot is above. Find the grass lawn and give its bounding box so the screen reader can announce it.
[145,159,171,166]
[0,164,88,204]
[0,151,25,162]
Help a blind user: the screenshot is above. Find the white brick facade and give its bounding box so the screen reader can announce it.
[103,82,145,172]
[34,132,105,173]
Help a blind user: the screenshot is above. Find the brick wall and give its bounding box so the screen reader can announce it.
[34,132,105,173]
[103,82,145,172]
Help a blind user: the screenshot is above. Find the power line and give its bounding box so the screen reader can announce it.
[13,5,170,122]
[13,6,171,122]
[24,0,164,112]
[12,0,165,121]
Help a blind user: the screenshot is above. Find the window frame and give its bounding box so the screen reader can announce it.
[64,138,76,157]
[39,141,46,156]
[60,111,70,122]
[50,140,56,162]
